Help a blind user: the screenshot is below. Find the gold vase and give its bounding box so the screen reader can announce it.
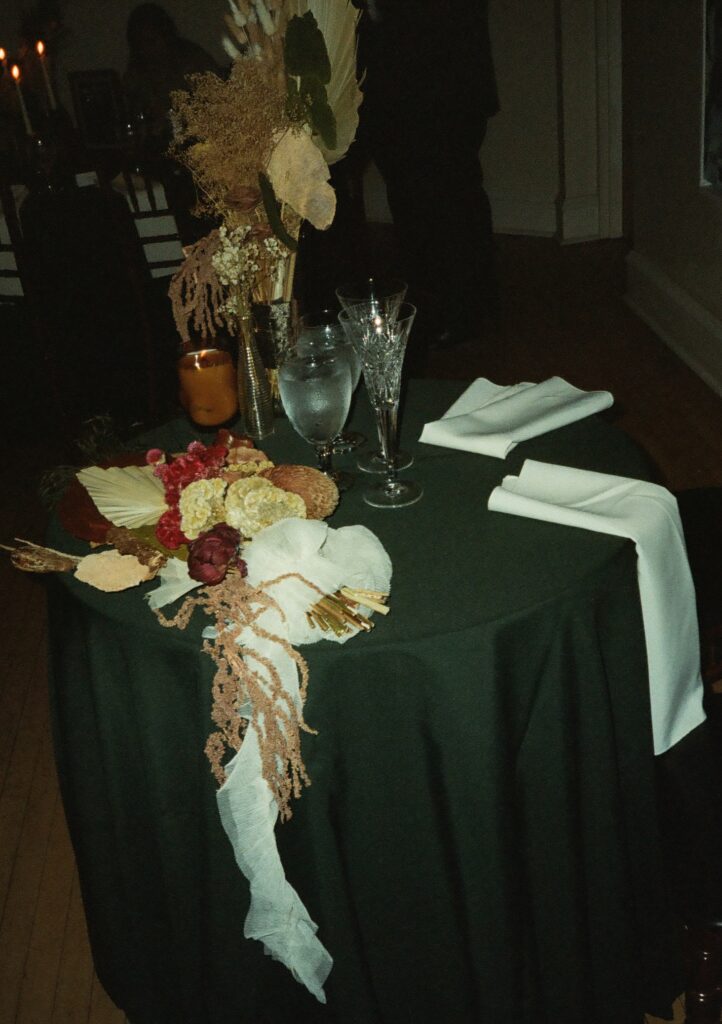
[236,315,274,440]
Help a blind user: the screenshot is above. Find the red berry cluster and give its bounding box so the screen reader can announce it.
[147,441,229,550]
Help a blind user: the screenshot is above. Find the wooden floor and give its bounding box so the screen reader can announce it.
[1,235,721,1024]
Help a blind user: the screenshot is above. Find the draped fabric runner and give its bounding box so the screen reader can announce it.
[419,377,614,458]
[148,518,392,1000]
[488,460,705,754]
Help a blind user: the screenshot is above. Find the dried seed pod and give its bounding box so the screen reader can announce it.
[261,464,339,519]
[1,539,79,573]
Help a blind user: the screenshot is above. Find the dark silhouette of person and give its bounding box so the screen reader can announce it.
[123,3,223,244]
[123,3,221,151]
[354,0,500,351]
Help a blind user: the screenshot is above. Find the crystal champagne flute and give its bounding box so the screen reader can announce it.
[340,302,422,508]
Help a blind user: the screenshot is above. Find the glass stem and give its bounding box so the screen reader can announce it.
[375,401,399,485]
[315,442,333,475]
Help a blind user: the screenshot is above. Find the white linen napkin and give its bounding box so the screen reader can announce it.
[419,377,614,458]
[488,460,705,754]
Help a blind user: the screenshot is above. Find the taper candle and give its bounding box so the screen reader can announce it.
[10,65,33,135]
[35,41,57,110]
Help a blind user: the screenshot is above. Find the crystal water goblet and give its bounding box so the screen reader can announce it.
[298,309,365,453]
[340,302,422,508]
[278,347,354,491]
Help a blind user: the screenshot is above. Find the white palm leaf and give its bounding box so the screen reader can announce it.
[291,0,362,164]
[77,465,168,528]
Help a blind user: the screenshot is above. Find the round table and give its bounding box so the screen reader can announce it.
[46,379,682,1024]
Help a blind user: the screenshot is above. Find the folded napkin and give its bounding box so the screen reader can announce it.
[488,460,705,755]
[419,377,614,458]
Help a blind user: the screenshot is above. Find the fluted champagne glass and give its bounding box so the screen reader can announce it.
[335,276,408,322]
[340,302,422,508]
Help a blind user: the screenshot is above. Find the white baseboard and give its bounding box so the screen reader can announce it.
[558,193,601,243]
[625,249,722,398]
[362,170,560,238]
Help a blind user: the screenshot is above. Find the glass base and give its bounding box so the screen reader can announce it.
[357,449,413,474]
[332,430,366,454]
[363,478,423,509]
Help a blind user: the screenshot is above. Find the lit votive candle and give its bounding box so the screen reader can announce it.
[178,348,238,426]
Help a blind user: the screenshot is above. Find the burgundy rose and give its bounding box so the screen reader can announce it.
[187,524,245,585]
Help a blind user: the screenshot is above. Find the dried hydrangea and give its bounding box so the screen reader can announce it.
[179,478,228,540]
[224,477,306,537]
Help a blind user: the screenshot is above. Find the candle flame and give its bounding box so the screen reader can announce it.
[0,48,6,61]
[11,64,20,81]
[36,40,45,56]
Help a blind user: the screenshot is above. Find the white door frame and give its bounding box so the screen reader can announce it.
[557,0,623,241]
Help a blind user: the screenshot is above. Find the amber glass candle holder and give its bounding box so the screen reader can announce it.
[177,348,238,427]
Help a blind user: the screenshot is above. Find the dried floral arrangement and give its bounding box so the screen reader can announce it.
[168,0,362,344]
[4,416,390,998]
[3,429,388,814]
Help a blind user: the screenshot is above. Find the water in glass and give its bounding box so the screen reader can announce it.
[279,352,352,447]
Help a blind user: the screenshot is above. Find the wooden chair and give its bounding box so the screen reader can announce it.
[18,178,161,433]
[0,179,25,304]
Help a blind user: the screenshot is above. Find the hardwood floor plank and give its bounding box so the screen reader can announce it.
[88,976,125,1024]
[0,585,46,797]
[0,639,51,921]
[51,871,94,1024]
[0,704,57,1024]
[15,780,77,1024]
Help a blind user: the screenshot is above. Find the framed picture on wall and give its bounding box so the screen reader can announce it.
[69,69,126,149]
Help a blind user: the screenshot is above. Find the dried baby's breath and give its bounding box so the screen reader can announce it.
[171,61,291,223]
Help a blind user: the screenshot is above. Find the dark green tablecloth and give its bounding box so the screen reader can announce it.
[46,380,681,1023]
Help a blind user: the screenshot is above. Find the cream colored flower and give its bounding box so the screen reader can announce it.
[179,478,227,540]
[225,477,306,537]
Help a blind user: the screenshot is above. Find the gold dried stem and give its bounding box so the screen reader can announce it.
[281,250,297,303]
[340,587,390,616]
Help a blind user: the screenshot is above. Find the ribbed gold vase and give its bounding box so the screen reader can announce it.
[236,315,274,440]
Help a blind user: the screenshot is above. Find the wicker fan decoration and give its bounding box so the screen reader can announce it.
[76,465,167,528]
